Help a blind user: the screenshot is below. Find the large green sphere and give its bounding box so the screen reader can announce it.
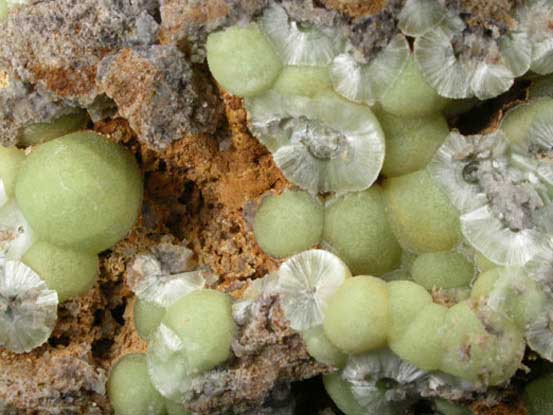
[323,276,389,354]
[22,241,98,302]
[383,169,461,253]
[323,187,402,276]
[107,353,166,415]
[15,132,143,253]
[411,251,474,290]
[162,289,236,374]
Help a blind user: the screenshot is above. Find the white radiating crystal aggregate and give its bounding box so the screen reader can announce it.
[0,258,58,353]
[414,16,531,99]
[330,35,410,105]
[147,323,194,401]
[128,254,207,308]
[232,273,279,324]
[342,349,427,414]
[247,91,385,194]
[398,0,448,37]
[516,0,553,75]
[260,4,344,66]
[430,130,553,266]
[276,249,350,331]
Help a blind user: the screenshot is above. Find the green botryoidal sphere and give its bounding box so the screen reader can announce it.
[323,276,389,354]
[387,280,432,343]
[19,110,89,146]
[302,325,348,368]
[0,145,25,198]
[440,301,524,385]
[207,24,282,97]
[323,187,402,276]
[411,251,474,290]
[383,169,462,254]
[378,56,449,117]
[323,373,366,415]
[273,66,332,97]
[15,131,143,254]
[253,190,324,258]
[133,298,165,340]
[107,353,166,415]
[389,302,447,371]
[378,110,448,177]
[162,289,236,374]
[22,241,98,303]
[524,373,553,415]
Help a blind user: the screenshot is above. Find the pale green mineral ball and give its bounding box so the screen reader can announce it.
[207,24,282,97]
[0,145,25,198]
[387,280,432,342]
[107,353,166,415]
[389,302,447,371]
[162,289,236,374]
[379,56,449,117]
[323,187,402,276]
[411,251,474,290]
[15,131,143,253]
[133,298,166,340]
[500,98,553,147]
[253,190,323,258]
[22,241,98,303]
[323,276,389,354]
[378,110,448,177]
[383,169,461,254]
[302,325,348,368]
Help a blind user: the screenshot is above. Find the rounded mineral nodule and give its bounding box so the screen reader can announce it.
[133,298,166,340]
[107,353,166,415]
[15,131,143,253]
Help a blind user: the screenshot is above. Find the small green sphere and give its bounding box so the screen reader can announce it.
[387,280,432,342]
[0,145,25,198]
[378,111,448,177]
[273,66,332,97]
[323,276,389,354]
[389,302,447,371]
[524,373,553,415]
[383,169,462,254]
[411,251,474,290]
[470,268,502,301]
[207,24,282,97]
[107,353,166,415]
[379,56,449,117]
[22,241,98,303]
[162,289,236,374]
[253,190,323,258]
[15,131,143,253]
[133,298,166,340]
[19,110,89,146]
[323,187,402,276]
[323,373,366,415]
[302,325,348,368]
